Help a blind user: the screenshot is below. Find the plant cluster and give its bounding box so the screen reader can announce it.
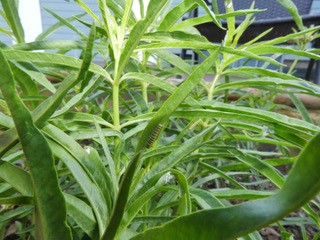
[0,0,319,239]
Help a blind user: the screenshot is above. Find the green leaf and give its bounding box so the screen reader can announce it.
[44,7,87,39]
[0,161,33,196]
[171,10,261,32]
[0,206,33,224]
[0,73,104,159]
[64,193,97,237]
[246,45,320,61]
[116,0,168,80]
[214,78,320,97]
[190,188,224,209]
[55,112,114,129]
[36,13,87,41]
[44,124,111,237]
[263,26,320,45]
[79,22,95,90]
[98,0,118,53]
[148,49,193,74]
[142,31,209,43]
[223,67,301,80]
[2,49,112,82]
[32,72,77,125]
[137,43,283,67]
[0,196,32,205]
[276,0,304,30]
[143,125,218,182]
[9,62,39,101]
[75,0,102,24]
[0,128,19,157]
[117,178,173,237]
[173,102,319,138]
[131,131,320,239]
[227,149,284,189]
[199,162,244,189]
[0,50,72,239]
[0,159,98,236]
[170,170,192,215]
[120,72,199,107]
[51,76,106,118]
[0,0,24,43]
[93,120,118,195]
[0,112,13,129]
[288,93,313,123]
[159,0,222,31]
[12,39,103,53]
[137,49,220,152]
[13,60,56,94]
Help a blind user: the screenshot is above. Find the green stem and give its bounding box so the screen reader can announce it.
[141,51,149,104]
[224,0,235,47]
[224,75,230,103]
[142,82,149,104]
[112,81,120,130]
[208,74,221,101]
[287,42,307,75]
[112,77,121,175]
[139,0,145,18]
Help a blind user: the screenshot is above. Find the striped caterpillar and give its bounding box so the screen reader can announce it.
[189,119,203,130]
[146,124,163,149]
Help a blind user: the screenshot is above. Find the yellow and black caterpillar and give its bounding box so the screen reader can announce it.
[146,124,163,149]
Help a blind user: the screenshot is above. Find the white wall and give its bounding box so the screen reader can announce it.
[18,0,42,42]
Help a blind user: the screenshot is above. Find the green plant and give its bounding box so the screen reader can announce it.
[0,0,319,239]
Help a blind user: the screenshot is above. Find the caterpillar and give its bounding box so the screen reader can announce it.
[146,124,163,149]
[189,119,203,130]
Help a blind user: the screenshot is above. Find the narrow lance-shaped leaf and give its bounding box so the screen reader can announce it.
[158,0,222,31]
[0,74,105,159]
[2,49,112,82]
[98,0,118,53]
[116,0,168,81]
[137,43,283,67]
[75,0,102,24]
[64,193,97,238]
[0,0,24,43]
[0,161,98,238]
[276,0,304,30]
[0,161,33,196]
[44,124,111,237]
[214,78,320,97]
[79,22,95,90]
[94,120,118,196]
[143,125,218,181]
[36,13,87,41]
[116,174,176,238]
[0,50,72,239]
[45,7,87,39]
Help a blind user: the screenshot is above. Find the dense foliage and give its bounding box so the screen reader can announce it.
[0,0,319,239]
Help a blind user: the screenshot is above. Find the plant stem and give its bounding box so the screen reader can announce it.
[208,74,220,101]
[142,82,148,104]
[224,75,230,103]
[287,41,307,75]
[141,51,149,104]
[112,81,120,130]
